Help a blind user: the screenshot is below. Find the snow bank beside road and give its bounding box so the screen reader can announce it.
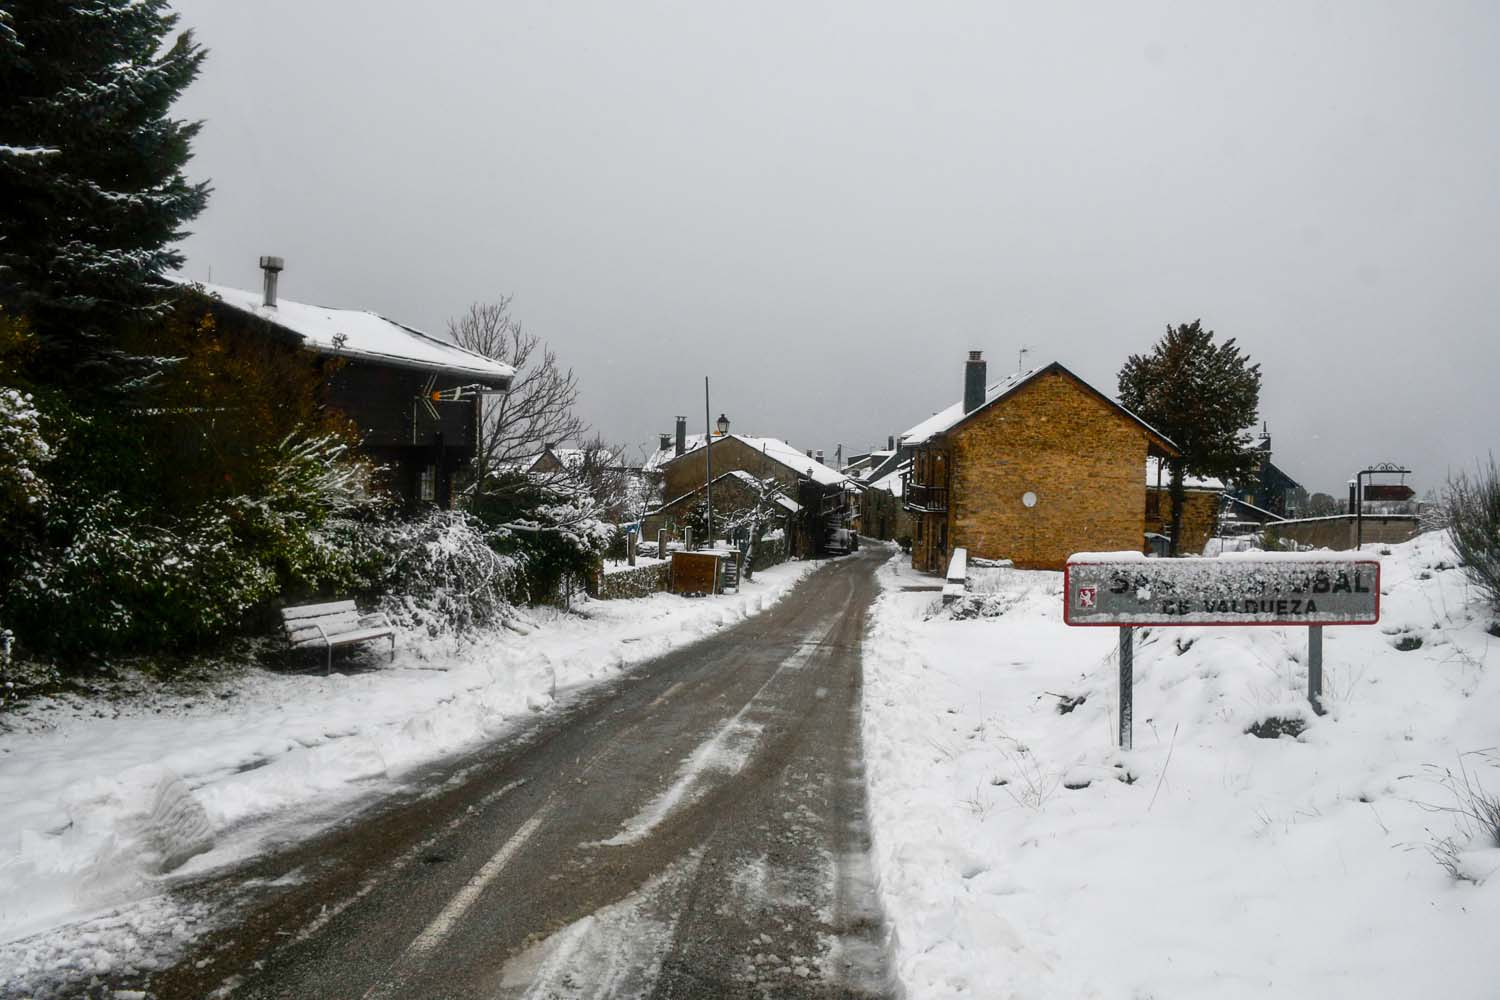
[863,535,1500,999]
[0,558,819,978]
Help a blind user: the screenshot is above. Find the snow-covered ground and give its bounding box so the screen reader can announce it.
[863,533,1500,999]
[0,558,819,985]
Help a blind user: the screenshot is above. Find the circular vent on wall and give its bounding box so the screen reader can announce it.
[1022,491,1038,508]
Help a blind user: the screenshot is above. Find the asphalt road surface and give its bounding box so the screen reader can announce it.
[113,548,896,999]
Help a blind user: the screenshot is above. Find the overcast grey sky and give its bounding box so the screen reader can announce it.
[168,0,1499,495]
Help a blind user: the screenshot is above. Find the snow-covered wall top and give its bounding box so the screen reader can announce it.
[1064,553,1381,626]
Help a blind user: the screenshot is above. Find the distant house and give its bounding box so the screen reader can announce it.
[855,460,913,542]
[185,258,513,507]
[1228,427,1303,517]
[644,417,851,554]
[1144,457,1224,555]
[901,353,1179,572]
[641,470,804,548]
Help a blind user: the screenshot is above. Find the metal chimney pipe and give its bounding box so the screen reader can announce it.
[963,350,987,414]
[887,435,895,451]
[259,255,284,308]
[815,450,824,465]
[659,433,672,452]
[674,416,687,456]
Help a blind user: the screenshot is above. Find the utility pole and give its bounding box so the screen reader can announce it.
[1018,345,1030,373]
[704,376,713,548]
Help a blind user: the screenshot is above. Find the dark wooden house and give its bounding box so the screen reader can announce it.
[191,259,513,507]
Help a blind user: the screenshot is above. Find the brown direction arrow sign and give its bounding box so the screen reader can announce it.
[1363,484,1416,502]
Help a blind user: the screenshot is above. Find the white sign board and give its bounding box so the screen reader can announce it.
[1064,554,1380,627]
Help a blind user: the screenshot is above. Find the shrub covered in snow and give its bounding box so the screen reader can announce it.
[369,509,521,635]
[0,388,53,550]
[1444,457,1500,609]
[6,493,279,654]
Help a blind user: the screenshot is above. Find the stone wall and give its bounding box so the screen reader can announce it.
[595,561,670,600]
[1146,488,1221,554]
[946,370,1150,571]
[749,533,789,573]
[1268,515,1420,551]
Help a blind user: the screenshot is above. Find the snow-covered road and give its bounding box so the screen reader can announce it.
[0,558,822,993]
[4,550,895,998]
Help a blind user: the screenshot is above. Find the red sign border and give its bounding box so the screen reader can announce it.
[1063,559,1381,628]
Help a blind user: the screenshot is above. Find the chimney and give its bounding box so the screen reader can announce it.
[544,441,557,452]
[259,255,284,308]
[674,416,687,456]
[814,450,824,465]
[805,449,813,458]
[658,432,671,452]
[964,350,987,414]
[887,435,895,451]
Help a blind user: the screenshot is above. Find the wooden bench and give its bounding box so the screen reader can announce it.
[282,600,396,672]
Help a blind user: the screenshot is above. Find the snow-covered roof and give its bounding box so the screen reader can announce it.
[651,469,804,516]
[1145,457,1225,492]
[724,470,803,512]
[645,434,848,488]
[192,281,515,385]
[900,362,1176,453]
[868,460,910,498]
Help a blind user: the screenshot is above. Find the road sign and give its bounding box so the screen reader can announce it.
[1363,484,1415,502]
[1064,554,1380,627]
[1064,553,1381,749]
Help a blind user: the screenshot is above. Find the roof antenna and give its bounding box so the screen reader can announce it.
[1017,345,1030,373]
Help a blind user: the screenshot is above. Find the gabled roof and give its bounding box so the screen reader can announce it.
[867,459,910,498]
[650,469,803,516]
[646,433,848,488]
[900,362,1177,455]
[190,281,515,385]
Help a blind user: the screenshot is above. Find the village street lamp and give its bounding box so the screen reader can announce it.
[716,413,730,436]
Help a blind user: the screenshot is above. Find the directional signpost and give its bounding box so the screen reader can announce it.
[1064,553,1380,749]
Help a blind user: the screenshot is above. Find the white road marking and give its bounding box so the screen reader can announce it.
[596,619,843,847]
[650,680,686,707]
[362,800,554,1000]
[497,849,706,999]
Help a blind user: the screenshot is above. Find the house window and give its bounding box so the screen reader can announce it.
[1146,492,1161,518]
[419,464,437,502]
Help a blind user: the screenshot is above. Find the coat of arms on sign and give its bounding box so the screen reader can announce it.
[1078,586,1097,609]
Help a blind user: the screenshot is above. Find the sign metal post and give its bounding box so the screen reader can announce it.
[1118,626,1133,750]
[1308,624,1323,715]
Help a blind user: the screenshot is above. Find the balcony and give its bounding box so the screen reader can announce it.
[904,480,948,513]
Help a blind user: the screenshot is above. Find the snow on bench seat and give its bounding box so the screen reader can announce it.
[281,600,395,671]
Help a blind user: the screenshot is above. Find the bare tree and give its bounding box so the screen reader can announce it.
[448,298,587,495]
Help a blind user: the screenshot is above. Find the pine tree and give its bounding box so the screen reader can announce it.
[0,0,209,384]
[1118,320,1261,555]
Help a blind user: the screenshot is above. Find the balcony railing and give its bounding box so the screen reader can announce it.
[904,480,948,513]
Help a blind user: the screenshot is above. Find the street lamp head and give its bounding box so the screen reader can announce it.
[716,413,730,436]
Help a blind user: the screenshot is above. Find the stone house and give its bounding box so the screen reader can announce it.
[1144,457,1223,555]
[902,353,1179,572]
[854,460,913,542]
[641,470,804,550]
[644,418,851,554]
